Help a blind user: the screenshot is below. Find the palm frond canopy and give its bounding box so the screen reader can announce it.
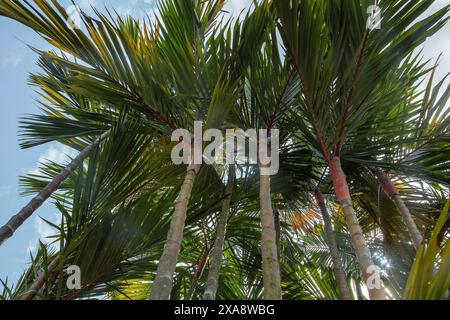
[0,0,449,301]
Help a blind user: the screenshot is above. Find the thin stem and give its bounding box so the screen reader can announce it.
[0,130,111,246]
[149,164,201,300]
[314,189,351,300]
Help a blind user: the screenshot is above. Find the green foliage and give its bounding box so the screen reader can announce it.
[0,0,449,300]
[404,200,450,300]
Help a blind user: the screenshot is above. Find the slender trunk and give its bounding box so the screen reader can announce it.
[259,166,282,300]
[185,255,207,300]
[314,189,351,300]
[203,165,235,300]
[20,256,60,300]
[374,169,423,250]
[187,235,212,300]
[150,164,201,300]
[273,210,281,264]
[186,277,199,301]
[329,156,386,300]
[0,131,110,246]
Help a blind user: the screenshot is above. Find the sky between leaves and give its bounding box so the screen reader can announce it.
[0,0,449,284]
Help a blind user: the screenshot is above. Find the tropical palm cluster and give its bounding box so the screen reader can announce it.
[0,0,449,300]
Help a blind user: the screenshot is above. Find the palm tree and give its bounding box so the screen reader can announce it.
[149,0,272,300]
[275,0,449,299]
[0,0,178,244]
[316,50,450,296]
[203,164,235,300]
[370,67,450,250]
[0,0,272,300]
[314,188,351,300]
[0,0,449,301]
[259,162,283,299]
[374,168,423,249]
[228,30,305,299]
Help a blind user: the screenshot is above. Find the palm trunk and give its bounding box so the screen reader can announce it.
[0,131,110,246]
[186,251,208,300]
[203,165,235,300]
[273,209,281,264]
[259,166,282,300]
[186,277,200,301]
[329,156,386,300]
[20,256,60,300]
[374,169,423,250]
[149,164,201,300]
[187,234,212,300]
[314,189,351,300]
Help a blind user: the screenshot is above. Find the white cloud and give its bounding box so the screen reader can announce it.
[116,0,139,16]
[412,1,450,106]
[75,0,96,13]
[27,143,76,176]
[35,214,59,243]
[111,0,157,18]
[224,0,252,18]
[100,0,250,21]
[15,143,75,254]
[0,53,23,70]
[23,143,73,253]
[27,213,61,253]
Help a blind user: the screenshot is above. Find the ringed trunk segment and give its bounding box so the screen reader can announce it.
[259,167,282,300]
[273,209,281,265]
[20,256,60,300]
[149,164,201,300]
[203,165,235,300]
[329,157,386,300]
[374,169,423,250]
[314,189,351,300]
[0,130,111,247]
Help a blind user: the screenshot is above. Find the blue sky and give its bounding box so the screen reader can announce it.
[0,0,449,285]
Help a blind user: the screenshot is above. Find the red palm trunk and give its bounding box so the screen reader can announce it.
[374,169,423,250]
[329,156,386,300]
